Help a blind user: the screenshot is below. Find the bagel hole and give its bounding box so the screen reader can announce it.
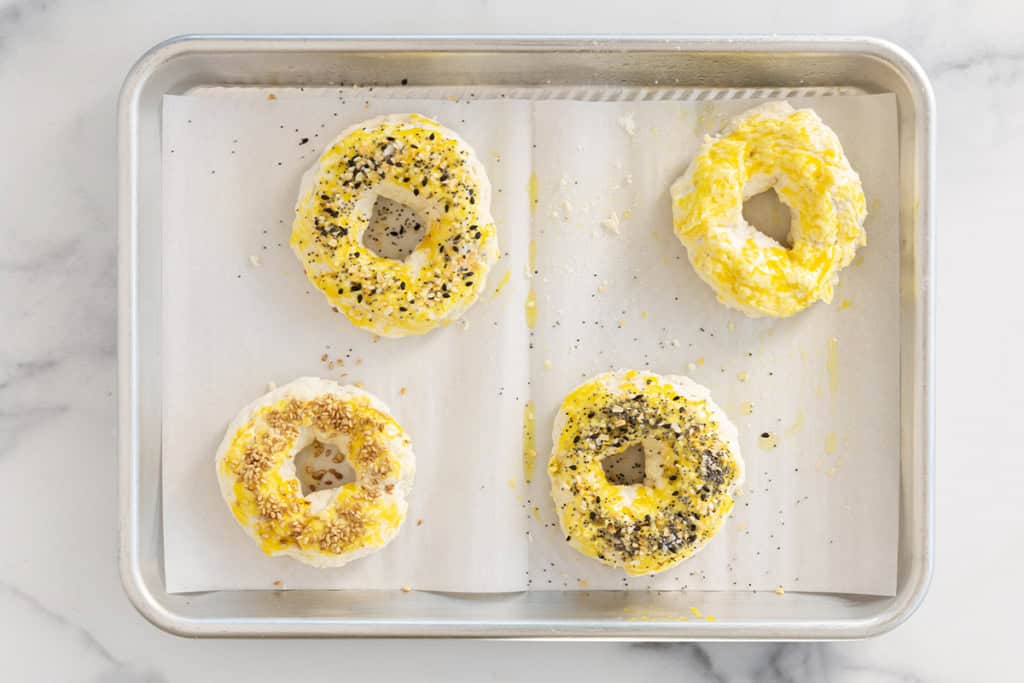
[743,189,793,248]
[363,196,427,261]
[602,442,647,486]
[294,440,356,496]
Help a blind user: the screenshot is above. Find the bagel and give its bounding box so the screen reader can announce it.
[215,377,415,568]
[670,101,867,317]
[548,370,744,575]
[291,114,499,337]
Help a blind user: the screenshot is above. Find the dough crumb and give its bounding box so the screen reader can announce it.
[617,112,637,137]
[401,585,413,593]
[776,585,786,596]
[601,211,621,235]
[248,254,262,267]
[544,359,553,370]
[561,199,574,220]
[687,362,697,372]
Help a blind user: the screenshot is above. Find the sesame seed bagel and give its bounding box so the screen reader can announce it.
[548,370,744,575]
[215,377,415,568]
[670,101,867,318]
[291,114,499,337]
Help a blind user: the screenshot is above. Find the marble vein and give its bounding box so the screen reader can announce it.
[0,358,60,389]
[0,237,84,271]
[929,50,1024,78]
[0,580,119,666]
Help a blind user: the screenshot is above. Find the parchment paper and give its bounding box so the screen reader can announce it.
[526,97,899,595]
[162,90,899,596]
[161,96,532,592]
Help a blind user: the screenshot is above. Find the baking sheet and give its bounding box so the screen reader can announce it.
[161,90,899,596]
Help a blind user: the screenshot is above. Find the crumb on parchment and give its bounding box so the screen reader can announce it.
[618,112,637,137]
[601,211,621,235]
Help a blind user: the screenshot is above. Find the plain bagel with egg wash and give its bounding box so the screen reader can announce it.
[670,101,867,318]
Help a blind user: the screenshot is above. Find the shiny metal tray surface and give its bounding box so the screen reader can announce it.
[118,35,934,639]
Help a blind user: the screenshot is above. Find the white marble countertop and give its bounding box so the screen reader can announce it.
[2,0,1021,680]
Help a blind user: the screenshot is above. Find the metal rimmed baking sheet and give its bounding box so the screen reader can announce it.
[119,35,934,639]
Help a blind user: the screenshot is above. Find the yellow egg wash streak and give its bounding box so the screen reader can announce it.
[527,172,538,215]
[786,409,806,436]
[525,288,537,328]
[493,269,511,295]
[827,336,840,398]
[522,400,537,483]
